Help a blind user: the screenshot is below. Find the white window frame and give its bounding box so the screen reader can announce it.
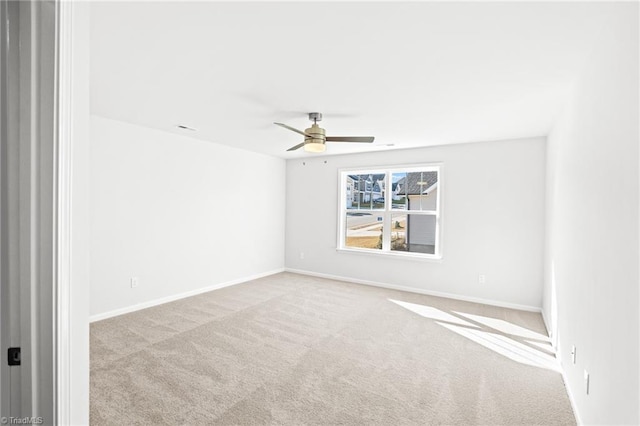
[337,164,443,260]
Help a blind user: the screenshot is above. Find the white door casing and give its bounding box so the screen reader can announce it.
[1,1,60,424]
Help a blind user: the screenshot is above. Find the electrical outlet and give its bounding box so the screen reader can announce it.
[584,370,590,395]
[571,345,576,364]
[478,274,486,284]
[130,277,139,288]
[300,252,305,260]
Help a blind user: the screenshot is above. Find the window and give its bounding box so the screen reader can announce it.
[338,165,441,259]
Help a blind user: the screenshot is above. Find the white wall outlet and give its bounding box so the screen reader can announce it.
[130,277,139,288]
[300,252,305,260]
[584,370,590,395]
[571,345,576,364]
[478,274,486,284]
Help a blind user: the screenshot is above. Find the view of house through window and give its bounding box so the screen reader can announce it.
[340,166,441,258]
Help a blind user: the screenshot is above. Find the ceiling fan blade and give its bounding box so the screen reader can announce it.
[326,136,375,143]
[274,122,311,137]
[286,142,306,152]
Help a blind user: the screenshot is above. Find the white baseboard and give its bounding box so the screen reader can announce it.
[560,361,582,425]
[540,308,555,346]
[541,308,550,334]
[89,268,285,322]
[285,268,542,313]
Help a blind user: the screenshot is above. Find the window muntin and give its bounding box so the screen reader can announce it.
[339,166,441,259]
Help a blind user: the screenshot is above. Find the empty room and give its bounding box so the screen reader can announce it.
[1,1,638,425]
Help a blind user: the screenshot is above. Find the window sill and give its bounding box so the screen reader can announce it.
[336,247,444,263]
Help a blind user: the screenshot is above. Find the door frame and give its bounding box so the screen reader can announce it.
[56,2,91,425]
[0,1,90,424]
[1,0,58,423]
[57,1,72,423]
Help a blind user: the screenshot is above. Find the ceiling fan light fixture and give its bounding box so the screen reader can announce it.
[304,140,326,153]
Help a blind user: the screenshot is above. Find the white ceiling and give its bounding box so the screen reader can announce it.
[91,1,616,158]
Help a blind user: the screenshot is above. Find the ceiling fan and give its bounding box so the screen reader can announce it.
[275,112,374,153]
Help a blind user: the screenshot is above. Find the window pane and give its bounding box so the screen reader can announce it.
[345,173,386,210]
[391,213,436,254]
[345,212,384,250]
[392,171,438,211]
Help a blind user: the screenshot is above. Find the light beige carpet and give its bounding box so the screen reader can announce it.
[90,272,575,425]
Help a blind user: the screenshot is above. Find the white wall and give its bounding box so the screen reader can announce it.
[542,4,639,424]
[90,116,286,317]
[286,137,546,309]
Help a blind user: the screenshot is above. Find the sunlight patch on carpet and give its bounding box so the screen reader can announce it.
[388,299,478,328]
[438,322,560,372]
[453,312,549,341]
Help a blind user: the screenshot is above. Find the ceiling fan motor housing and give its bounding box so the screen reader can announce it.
[305,123,326,144]
[304,123,326,152]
